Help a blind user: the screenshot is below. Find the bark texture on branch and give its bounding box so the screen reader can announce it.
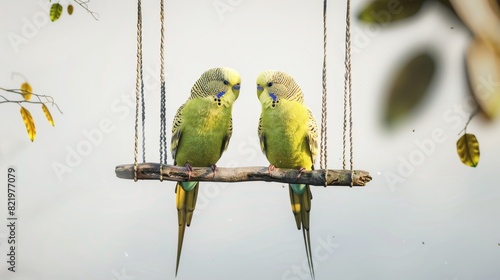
[115,163,372,186]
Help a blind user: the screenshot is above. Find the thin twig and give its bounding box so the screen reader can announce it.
[458,108,479,135]
[74,0,99,20]
[0,87,63,114]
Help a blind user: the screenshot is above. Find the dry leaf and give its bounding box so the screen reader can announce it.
[456,133,480,167]
[466,37,500,119]
[68,4,74,15]
[384,52,436,127]
[20,107,36,142]
[42,104,55,126]
[50,3,63,22]
[21,82,32,101]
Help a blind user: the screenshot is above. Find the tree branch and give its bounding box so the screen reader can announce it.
[115,163,373,187]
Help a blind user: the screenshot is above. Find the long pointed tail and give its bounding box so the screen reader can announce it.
[175,182,199,277]
[289,184,315,280]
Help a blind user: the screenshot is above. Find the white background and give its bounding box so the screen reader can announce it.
[1,0,500,279]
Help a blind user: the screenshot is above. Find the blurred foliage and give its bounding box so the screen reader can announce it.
[384,52,436,126]
[358,0,427,24]
[358,0,500,166]
[466,38,500,120]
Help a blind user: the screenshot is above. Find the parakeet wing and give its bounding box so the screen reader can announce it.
[306,108,319,166]
[221,117,233,155]
[257,116,267,155]
[171,103,185,162]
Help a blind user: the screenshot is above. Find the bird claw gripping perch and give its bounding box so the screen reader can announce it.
[184,163,193,181]
[211,164,218,179]
[268,164,276,176]
[296,167,306,181]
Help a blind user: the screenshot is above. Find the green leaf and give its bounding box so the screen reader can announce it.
[384,52,436,127]
[358,0,427,24]
[456,133,480,167]
[50,3,63,22]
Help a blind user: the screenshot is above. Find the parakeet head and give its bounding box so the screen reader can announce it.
[256,70,303,108]
[191,67,241,105]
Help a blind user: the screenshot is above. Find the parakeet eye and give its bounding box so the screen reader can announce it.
[223,80,229,85]
[267,82,273,87]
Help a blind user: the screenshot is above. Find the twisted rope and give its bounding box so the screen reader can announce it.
[320,0,328,186]
[134,0,144,181]
[342,0,354,187]
[140,19,146,164]
[159,0,167,180]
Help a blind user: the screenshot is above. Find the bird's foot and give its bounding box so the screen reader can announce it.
[296,167,306,181]
[211,164,218,179]
[185,163,193,181]
[268,164,275,175]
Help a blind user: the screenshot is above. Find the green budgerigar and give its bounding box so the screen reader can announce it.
[256,70,318,279]
[171,67,241,276]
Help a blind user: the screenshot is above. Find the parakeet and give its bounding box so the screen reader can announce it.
[256,70,318,280]
[171,67,241,276]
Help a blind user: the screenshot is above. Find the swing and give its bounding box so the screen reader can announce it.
[115,0,372,187]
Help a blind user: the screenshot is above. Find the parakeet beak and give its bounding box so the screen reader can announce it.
[233,84,240,91]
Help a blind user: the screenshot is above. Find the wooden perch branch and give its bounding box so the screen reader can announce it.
[115,163,372,187]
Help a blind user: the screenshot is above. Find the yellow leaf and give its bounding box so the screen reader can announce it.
[50,3,63,22]
[20,107,36,142]
[466,37,500,119]
[42,104,55,126]
[21,82,32,101]
[68,4,74,15]
[456,133,480,167]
